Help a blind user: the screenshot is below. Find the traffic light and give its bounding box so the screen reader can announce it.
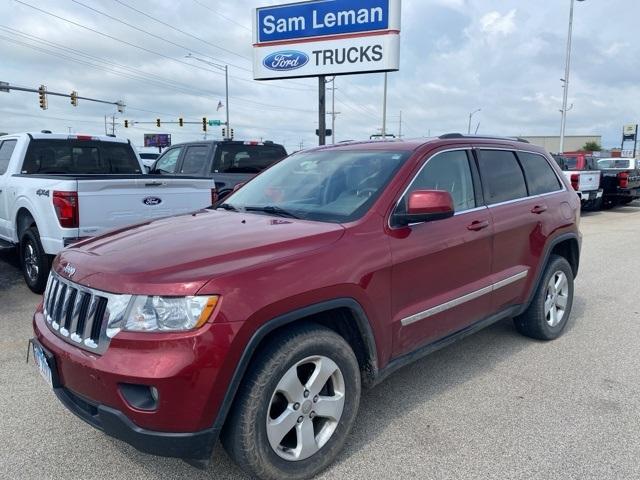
[38,85,47,110]
[222,127,226,138]
[230,128,234,139]
[156,118,161,127]
[202,117,207,132]
[124,120,129,128]
[70,90,78,107]
[179,117,184,127]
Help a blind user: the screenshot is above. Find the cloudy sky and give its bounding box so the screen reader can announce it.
[0,0,638,152]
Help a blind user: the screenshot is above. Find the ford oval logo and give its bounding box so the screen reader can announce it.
[143,196,162,206]
[263,50,309,72]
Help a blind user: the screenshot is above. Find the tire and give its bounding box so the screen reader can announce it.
[620,198,634,205]
[20,227,51,294]
[222,324,361,480]
[514,255,574,341]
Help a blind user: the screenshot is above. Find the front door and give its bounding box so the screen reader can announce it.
[388,148,494,356]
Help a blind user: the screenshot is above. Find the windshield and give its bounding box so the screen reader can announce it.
[597,158,632,170]
[213,143,287,174]
[221,150,409,223]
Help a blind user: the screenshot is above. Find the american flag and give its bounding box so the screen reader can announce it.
[217,101,224,111]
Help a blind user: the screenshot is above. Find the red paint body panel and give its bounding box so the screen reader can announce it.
[32,137,581,442]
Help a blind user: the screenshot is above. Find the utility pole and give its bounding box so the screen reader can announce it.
[186,54,230,139]
[468,109,481,134]
[559,0,585,154]
[398,110,403,139]
[382,72,388,138]
[325,77,340,144]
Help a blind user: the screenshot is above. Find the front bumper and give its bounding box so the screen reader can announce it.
[32,307,243,460]
[54,386,218,460]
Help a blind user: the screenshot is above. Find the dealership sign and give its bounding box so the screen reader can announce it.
[144,133,171,148]
[253,0,401,80]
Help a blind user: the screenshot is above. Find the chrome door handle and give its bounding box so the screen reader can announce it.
[531,205,547,214]
[467,220,490,231]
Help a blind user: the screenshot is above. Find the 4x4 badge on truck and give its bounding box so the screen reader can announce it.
[143,197,162,206]
[62,264,76,277]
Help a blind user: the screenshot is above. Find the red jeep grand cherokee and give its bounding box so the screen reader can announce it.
[32,135,581,480]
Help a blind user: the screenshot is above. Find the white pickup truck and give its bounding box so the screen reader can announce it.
[0,132,216,292]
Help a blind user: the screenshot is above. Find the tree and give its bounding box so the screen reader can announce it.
[582,141,602,152]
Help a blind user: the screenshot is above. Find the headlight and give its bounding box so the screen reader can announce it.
[107,295,219,337]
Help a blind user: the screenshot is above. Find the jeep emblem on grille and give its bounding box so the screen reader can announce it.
[63,264,76,277]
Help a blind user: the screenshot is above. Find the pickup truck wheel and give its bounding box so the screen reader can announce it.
[20,227,51,294]
[222,324,361,480]
[514,255,574,341]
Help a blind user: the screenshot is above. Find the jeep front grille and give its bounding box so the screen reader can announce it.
[43,272,127,354]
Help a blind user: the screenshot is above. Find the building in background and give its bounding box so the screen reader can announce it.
[520,135,602,153]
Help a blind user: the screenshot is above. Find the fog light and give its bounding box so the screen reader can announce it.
[119,383,159,411]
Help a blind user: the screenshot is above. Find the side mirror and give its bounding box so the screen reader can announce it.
[394,190,455,226]
[143,165,151,174]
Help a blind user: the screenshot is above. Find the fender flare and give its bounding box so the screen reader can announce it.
[211,297,378,433]
[518,232,581,316]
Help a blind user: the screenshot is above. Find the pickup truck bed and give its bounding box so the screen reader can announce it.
[0,132,215,292]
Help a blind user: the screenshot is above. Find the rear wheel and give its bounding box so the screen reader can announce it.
[620,197,634,205]
[514,255,574,340]
[222,324,361,480]
[20,227,51,294]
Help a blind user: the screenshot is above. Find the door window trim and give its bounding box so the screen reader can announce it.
[473,147,566,209]
[388,147,480,230]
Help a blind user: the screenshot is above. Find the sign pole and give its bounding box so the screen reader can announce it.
[635,125,638,158]
[319,75,326,146]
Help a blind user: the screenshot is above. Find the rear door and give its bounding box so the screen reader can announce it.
[177,144,211,176]
[389,148,494,356]
[477,149,561,311]
[76,177,214,237]
[0,139,18,239]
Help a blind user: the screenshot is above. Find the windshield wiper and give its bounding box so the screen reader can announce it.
[244,205,300,219]
[216,203,238,212]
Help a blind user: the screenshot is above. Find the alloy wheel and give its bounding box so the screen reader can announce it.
[266,355,345,462]
[545,271,569,327]
[23,241,39,282]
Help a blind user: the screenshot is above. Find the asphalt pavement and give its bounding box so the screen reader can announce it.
[1,205,639,480]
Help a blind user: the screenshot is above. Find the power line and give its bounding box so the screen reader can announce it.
[71,0,250,67]
[191,0,252,32]
[0,32,316,114]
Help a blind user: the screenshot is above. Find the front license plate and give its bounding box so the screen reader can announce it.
[32,342,53,389]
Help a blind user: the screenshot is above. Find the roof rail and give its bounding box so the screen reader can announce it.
[438,133,529,143]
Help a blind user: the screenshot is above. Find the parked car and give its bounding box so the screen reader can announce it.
[150,139,287,199]
[596,157,640,207]
[553,153,603,209]
[135,147,161,169]
[0,132,216,292]
[31,135,581,480]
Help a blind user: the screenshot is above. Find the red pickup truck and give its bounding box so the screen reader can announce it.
[31,135,581,480]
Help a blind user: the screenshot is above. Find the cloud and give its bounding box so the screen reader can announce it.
[0,0,637,149]
[479,9,516,36]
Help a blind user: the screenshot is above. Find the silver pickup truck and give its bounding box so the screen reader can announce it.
[0,132,216,292]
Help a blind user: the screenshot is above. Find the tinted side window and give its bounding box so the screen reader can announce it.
[478,150,527,205]
[400,150,476,213]
[180,146,209,174]
[0,140,17,175]
[154,147,181,174]
[519,152,561,195]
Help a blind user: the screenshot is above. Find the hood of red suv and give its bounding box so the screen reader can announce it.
[55,209,345,296]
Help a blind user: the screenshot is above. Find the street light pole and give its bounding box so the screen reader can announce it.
[382,72,388,138]
[186,53,230,138]
[467,109,481,134]
[559,0,585,154]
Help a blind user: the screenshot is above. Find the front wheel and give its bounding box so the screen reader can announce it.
[20,227,51,294]
[514,255,574,340]
[222,324,361,480]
